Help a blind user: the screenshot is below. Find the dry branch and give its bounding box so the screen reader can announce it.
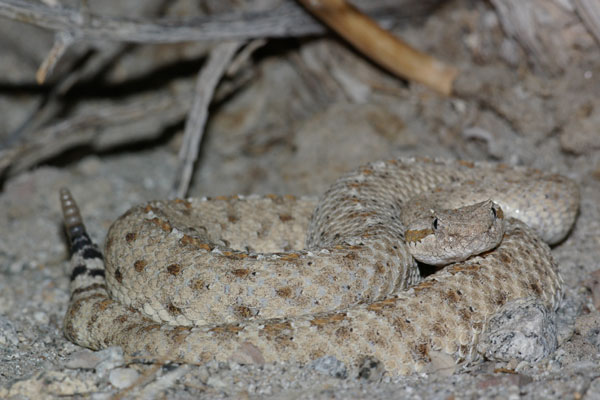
[297,0,457,95]
[0,0,440,43]
[36,31,77,84]
[171,41,244,198]
[0,0,447,184]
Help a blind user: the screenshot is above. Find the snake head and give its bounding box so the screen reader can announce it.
[404,200,504,266]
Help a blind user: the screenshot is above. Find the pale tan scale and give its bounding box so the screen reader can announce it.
[62,158,580,375]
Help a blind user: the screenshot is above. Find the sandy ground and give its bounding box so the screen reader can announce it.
[1,0,600,398]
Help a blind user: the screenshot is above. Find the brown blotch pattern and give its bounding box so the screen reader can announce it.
[149,217,172,233]
[96,298,114,312]
[114,315,129,324]
[431,323,447,337]
[134,260,148,273]
[391,317,416,336]
[167,264,182,275]
[114,268,123,284]
[167,303,183,316]
[443,289,461,304]
[260,321,293,342]
[412,281,435,293]
[276,287,293,298]
[335,326,352,340]
[310,313,347,327]
[530,282,542,295]
[234,305,254,319]
[106,236,114,252]
[189,278,205,291]
[209,324,244,338]
[232,269,251,278]
[448,264,481,274]
[171,325,193,343]
[366,298,397,312]
[179,235,213,251]
[279,214,293,222]
[416,343,430,360]
[139,323,162,334]
[222,251,249,260]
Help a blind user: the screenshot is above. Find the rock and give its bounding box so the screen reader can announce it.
[108,367,140,389]
[65,346,125,376]
[311,356,348,379]
[357,357,385,382]
[478,298,558,363]
[0,371,98,398]
[0,316,19,346]
[574,311,600,349]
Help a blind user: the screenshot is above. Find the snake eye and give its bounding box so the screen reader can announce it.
[432,217,438,230]
[491,206,497,218]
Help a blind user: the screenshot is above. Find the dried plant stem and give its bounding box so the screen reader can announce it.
[297,0,458,95]
[0,0,425,43]
[171,41,244,198]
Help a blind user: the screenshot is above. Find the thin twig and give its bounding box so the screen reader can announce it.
[1,45,259,179]
[0,0,445,181]
[36,30,77,84]
[8,1,181,145]
[0,0,435,43]
[171,41,244,198]
[297,0,458,95]
[3,43,125,148]
[227,38,267,76]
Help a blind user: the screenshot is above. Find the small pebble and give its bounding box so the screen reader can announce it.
[109,368,140,389]
[95,347,126,376]
[206,376,229,389]
[584,270,600,311]
[65,349,104,370]
[65,346,124,375]
[311,355,348,379]
[478,298,557,363]
[0,316,19,346]
[33,311,49,325]
[357,357,385,382]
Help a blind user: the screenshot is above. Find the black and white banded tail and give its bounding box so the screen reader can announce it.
[59,188,107,293]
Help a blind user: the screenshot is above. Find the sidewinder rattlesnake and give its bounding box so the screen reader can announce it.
[59,157,579,375]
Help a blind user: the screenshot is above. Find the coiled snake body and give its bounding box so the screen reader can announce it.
[60,158,579,375]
